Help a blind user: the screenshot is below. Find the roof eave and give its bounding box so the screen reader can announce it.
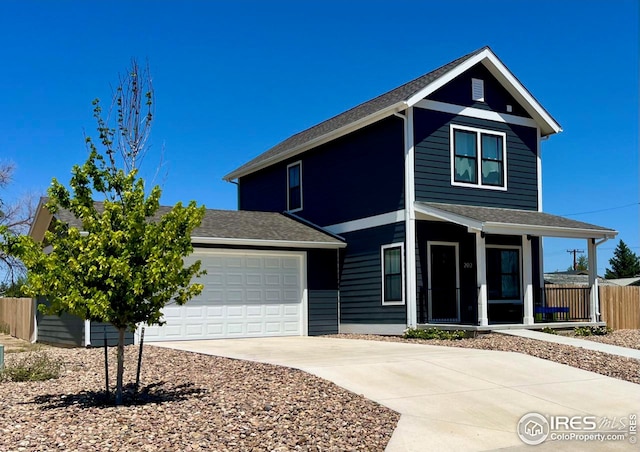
[190,236,347,249]
[223,101,408,181]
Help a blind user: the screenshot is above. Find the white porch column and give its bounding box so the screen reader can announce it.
[84,320,91,347]
[588,238,599,322]
[522,235,534,325]
[475,231,488,326]
[404,107,417,327]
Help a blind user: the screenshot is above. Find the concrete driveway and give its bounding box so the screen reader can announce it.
[151,337,639,451]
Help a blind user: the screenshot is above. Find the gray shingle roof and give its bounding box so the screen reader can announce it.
[416,202,617,235]
[52,202,344,247]
[225,47,489,180]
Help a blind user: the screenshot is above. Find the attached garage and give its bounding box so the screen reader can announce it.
[28,203,345,347]
[144,250,307,341]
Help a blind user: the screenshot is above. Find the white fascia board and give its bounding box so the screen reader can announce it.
[223,103,407,181]
[416,99,539,129]
[405,50,491,107]
[406,48,562,137]
[190,236,346,249]
[481,53,562,136]
[413,203,483,231]
[482,223,618,240]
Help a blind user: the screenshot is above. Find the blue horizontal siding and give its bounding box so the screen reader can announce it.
[339,222,406,325]
[414,109,539,210]
[308,290,338,335]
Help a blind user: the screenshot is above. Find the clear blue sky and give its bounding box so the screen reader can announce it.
[0,0,638,275]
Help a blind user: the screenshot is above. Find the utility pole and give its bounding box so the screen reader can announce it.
[567,249,585,270]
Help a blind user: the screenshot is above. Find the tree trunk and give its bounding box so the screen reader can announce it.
[115,327,125,405]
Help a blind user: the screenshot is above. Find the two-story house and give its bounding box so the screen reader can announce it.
[29,46,618,346]
[224,46,617,335]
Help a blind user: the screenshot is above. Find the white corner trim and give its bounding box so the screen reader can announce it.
[417,99,539,129]
[324,210,405,234]
[339,323,407,335]
[536,127,542,211]
[84,320,91,347]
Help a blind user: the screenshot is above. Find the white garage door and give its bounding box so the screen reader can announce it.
[144,250,306,341]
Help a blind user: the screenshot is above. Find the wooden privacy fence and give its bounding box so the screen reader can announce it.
[600,286,640,330]
[0,297,35,342]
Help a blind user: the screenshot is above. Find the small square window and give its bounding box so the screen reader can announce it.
[381,243,404,305]
[287,161,302,212]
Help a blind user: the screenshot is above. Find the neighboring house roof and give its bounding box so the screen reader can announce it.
[605,277,640,287]
[414,202,618,240]
[543,271,617,286]
[225,46,562,181]
[29,198,345,249]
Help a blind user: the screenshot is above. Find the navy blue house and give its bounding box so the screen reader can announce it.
[225,47,617,334]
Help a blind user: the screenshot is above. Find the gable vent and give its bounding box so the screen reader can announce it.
[472,78,484,102]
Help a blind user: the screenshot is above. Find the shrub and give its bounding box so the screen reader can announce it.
[403,327,467,340]
[574,326,612,337]
[541,327,558,335]
[0,322,9,335]
[0,350,64,382]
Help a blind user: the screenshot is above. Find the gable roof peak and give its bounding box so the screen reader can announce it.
[225,46,560,181]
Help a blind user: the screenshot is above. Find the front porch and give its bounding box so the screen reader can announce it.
[409,202,618,328]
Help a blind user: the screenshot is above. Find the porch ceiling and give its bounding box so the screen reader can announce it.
[414,202,618,239]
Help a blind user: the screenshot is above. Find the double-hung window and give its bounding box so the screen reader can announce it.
[381,243,404,305]
[451,125,506,190]
[287,161,302,212]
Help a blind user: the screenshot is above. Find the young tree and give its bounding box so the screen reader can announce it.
[605,240,640,279]
[0,162,37,283]
[3,61,205,405]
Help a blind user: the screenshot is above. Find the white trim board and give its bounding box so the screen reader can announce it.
[190,237,346,249]
[339,323,407,335]
[416,99,539,129]
[324,210,405,234]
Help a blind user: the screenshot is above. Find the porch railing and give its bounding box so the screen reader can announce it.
[418,286,479,324]
[535,285,591,322]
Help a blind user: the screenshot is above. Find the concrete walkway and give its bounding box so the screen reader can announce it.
[152,337,639,451]
[498,329,640,360]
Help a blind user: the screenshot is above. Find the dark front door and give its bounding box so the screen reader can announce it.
[428,243,459,322]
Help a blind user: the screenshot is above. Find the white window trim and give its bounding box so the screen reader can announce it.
[381,242,405,306]
[486,245,523,304]
[426,241,460,323]
[450,124,508,192]
[286,161,303,212]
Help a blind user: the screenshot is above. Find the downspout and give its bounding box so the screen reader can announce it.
[225,179,240,210]
[394,108,417,328]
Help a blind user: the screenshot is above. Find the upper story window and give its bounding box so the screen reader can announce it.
[450,124,507,191]
[381,243,404,305]
[287,161,302,212]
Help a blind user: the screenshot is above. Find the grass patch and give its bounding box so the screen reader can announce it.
[574,326,612,337]
[403,327,467,340]
[0,350,64,382]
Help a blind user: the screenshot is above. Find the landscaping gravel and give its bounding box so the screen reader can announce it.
[0,345,398,451]
[327,329,640,385]
[2,330,638,451]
